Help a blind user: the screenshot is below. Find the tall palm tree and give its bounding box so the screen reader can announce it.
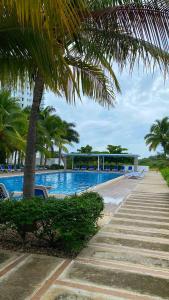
[0,1,169,197]
[145,117,169,157]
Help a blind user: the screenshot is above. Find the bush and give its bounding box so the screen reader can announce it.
[161,168,169,186]
[0,192,104,254]
[47,164,64,170]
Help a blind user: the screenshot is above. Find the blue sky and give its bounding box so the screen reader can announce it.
[45,66,169,158]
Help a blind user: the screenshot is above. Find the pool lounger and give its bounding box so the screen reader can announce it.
[81,166,87,171]
[125,171,144,179]
[88,166,95,171]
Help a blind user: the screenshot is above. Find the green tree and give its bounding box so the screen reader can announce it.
[57,121,79,166]
[78,145,93,153]
[0,91,27,163]
[145,117,169,157]
[0,1,169,197]
[107,145,128,154]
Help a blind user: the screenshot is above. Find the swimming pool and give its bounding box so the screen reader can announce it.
[0,171,122,195]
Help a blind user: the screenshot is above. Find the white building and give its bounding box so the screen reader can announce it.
[11,83,45,109]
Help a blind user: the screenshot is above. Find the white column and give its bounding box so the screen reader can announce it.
[103,156,104,170]
[98,156,100,171]
[134,157,138,172]
[64,157,67,170]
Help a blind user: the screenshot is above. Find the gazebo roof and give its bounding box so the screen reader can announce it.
[63,153,139,158]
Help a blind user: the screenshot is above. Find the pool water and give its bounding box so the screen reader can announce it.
[0,171,122,195]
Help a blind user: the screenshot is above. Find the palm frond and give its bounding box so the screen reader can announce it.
[90,2,169,51]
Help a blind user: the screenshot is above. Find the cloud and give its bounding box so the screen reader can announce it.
[44,67,169,158]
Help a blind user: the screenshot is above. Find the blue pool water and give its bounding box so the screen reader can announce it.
[0,172,122,195]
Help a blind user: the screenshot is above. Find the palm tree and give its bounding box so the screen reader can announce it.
[57,121,79,166]
[0,91,27,163]
[0,1,169,197]
[145,117,169,157]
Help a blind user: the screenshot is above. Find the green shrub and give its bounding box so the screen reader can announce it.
[161,168,169,186]
[0,192,104,254]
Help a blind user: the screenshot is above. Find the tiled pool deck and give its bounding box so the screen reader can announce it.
[0,171,169,299]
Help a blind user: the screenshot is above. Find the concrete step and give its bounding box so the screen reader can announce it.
[115,212,169,223]
[63,260,169,299]
[100,225,169,240]
[0,254,64,300]
[119,208,169,217]
[111,217,169,230]
[91,233,169,252]
[79,244,169,270]
[123,204,169,212]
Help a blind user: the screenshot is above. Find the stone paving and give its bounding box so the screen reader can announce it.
[0,171,169,299]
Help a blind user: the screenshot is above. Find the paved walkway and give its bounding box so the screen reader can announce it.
[0,171,169,299]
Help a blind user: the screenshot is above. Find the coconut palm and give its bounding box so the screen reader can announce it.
[0,91,27,163]
[145,117,169,157]
[56,121,79,166]
[0,1,169,197]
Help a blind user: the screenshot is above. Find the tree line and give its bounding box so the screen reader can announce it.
[0,91,79,167]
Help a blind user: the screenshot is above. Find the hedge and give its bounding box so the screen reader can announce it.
[161,168,169,186]
[0,192,104,254]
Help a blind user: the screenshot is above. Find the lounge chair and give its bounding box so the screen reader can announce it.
[113,166,118,172]
[104,166,111,171]
[128,166,133,172]
[7,165,14,172]
[88,166,95,171]
[34,185,49,199]
[0,183,10,200]
[81,166,87,171]
[74,167,80,170]
[125,171,144,179]
[0,165,5,172]
[120,166,125,172]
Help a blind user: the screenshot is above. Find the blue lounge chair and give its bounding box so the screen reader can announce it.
[128,166,133,172]
[104,166,111,171]
[0,165,5,172]
[81,166,87,171]
[113,166,118,172]
[88,166,95,171]
[34,185,48,199]
[8,165,14,172]
[74,167,80,170]
[120,166,125,172]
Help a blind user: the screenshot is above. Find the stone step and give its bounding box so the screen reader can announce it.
[0,254,64,300]
[100,225,169,240]
[123,204,169,212]
[115,213,169,223]
[119,208,169,217]
[111,217,169,230]
[79,244,169,270]
[91,234,169,252]
[126,200,169,207]
[98,231,169,246]
[64,261,169,299]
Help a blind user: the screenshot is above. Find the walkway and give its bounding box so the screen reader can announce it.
[0,171,169,299]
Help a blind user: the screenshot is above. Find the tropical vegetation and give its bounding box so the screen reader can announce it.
[145,117,169,157]
[0,91,79,167]
[0,1,169,197]
[0,192,104,255]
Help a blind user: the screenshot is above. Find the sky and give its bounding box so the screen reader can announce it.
[45,65,169,158]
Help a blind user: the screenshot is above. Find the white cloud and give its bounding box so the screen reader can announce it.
[44,67,169,158]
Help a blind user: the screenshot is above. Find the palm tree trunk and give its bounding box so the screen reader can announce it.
[58,146,62,166]
[23,71,44,198]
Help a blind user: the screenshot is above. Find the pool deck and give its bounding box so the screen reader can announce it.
[0,171,169,299]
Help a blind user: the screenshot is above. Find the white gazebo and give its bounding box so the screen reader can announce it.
[62,153,139,171]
